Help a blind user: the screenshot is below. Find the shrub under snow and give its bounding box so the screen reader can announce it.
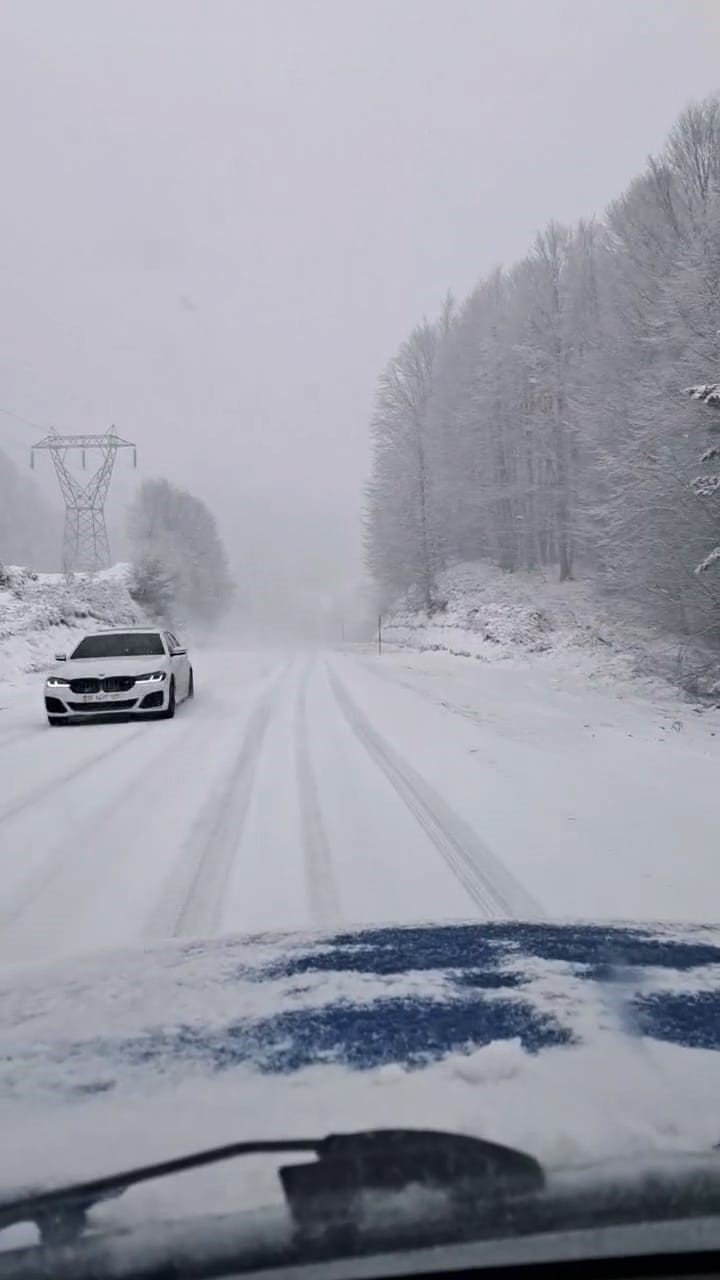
[382,561,720,700]
[0,564,148,681]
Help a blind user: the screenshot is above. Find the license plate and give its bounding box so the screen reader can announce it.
[80,692,125,703]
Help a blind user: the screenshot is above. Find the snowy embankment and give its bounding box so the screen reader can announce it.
[0,564,146,682]
[383,562,720,702]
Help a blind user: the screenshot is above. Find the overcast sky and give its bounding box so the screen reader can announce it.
[1,0,719,612]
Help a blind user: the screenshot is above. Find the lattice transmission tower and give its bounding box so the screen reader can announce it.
[31,429,137,573]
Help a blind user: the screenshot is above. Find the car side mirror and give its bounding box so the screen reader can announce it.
[55,652,67,661]
[170,646,187,657]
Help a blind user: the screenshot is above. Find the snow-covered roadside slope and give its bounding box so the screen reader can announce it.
[382,562,720,702]
[0,564,147,682]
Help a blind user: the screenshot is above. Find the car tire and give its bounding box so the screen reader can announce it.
[47,715,66,727]
[161,678,176,720]
[187,668,194,699]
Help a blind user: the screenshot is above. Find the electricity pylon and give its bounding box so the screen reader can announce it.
[31,428,137,573]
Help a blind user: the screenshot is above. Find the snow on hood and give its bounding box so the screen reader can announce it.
[2,921,720,1212]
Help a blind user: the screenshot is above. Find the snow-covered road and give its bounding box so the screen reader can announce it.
[1,645,719,965]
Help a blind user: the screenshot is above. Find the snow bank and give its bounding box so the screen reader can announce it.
[383,562,720,701]
[0,564,147,682]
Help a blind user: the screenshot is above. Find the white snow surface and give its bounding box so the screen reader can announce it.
[0,563,145,679]
[383,560,720,698]
[3,643,720,965]
[2,630,720,1236]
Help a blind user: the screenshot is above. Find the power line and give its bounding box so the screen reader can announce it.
[0,406,65,433]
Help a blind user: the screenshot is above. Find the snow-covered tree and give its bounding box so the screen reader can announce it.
[686,383,720,577]
[127,551,178,620]
[601,122,720,632]
[429,272,526,572]
[365,92,720,645]
[365,321,446,607]
[127,479,234,623]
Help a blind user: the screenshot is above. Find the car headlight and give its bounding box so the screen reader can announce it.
[47,677,70,687]
[136,671,167,682]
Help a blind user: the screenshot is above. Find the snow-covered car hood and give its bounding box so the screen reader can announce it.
[2,921,720,1219]
[47,655,169,679]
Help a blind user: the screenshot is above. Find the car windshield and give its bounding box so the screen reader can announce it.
[71,633,165,659]
[3,2,720,1278]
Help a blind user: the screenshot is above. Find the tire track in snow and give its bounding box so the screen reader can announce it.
[295,663,341,927]
[0,708,217,952]
[160,666,290,939]
[0,724,147,826]
[373,657,480,708]
[357,656,496,733]
[353,657,537,764]
[355,656,565,749]
[327,665,543,921]
[0,726,47,751]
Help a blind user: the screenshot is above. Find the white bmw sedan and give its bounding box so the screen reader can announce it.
[44,628,194,725]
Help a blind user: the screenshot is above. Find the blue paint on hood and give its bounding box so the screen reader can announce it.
[2,922,720,1098]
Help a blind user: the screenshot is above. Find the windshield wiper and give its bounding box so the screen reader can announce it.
[5,1135,720,1280]
[0,1128,543,1247]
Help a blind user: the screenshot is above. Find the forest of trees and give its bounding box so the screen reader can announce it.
[127,478,234,624]
[366,94,720,645]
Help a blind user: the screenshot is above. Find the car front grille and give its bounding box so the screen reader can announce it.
[102,676,136,693]
[67,699,138,712]
[69,676,136,694]
[70,678,101,694]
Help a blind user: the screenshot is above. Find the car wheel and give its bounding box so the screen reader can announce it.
[187,668,194,699]
[48,715,66,727]
[160,678,176,720]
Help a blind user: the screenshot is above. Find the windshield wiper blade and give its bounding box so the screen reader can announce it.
[0,1139,317,1245]
[0,1129,543,1247]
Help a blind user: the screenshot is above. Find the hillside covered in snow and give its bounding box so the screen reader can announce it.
[0,564,147,681]
[382,562,720,703]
